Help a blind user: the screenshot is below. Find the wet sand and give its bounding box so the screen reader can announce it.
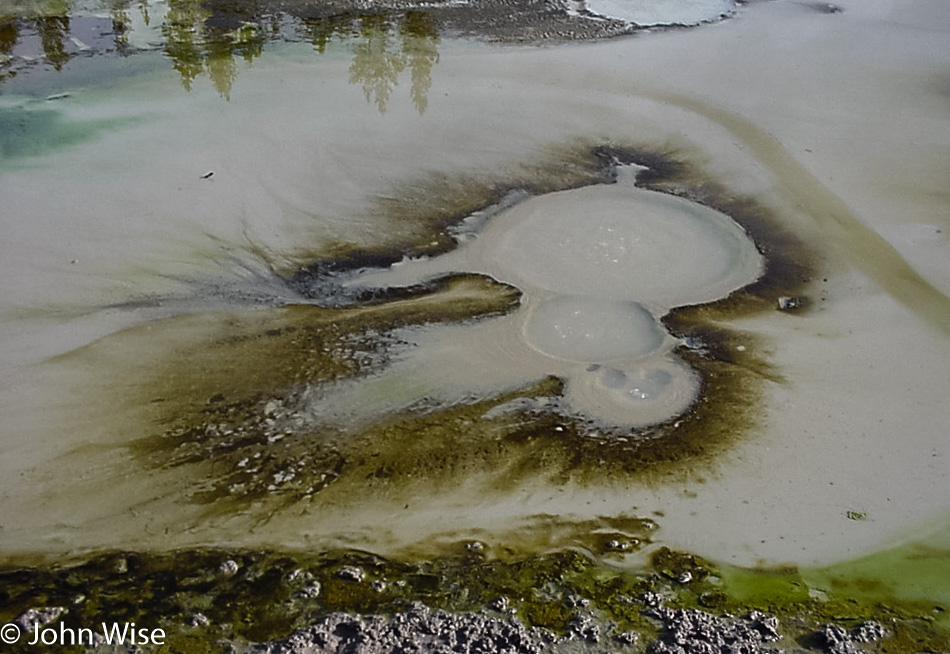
[0,0,948,576]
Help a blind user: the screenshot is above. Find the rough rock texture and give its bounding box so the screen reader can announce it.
[242,604,891,654]
[14,606,67,633]
[245,603,558,654]
[819,622,887,654]
[646,608,782,654]
[244,604,786,654]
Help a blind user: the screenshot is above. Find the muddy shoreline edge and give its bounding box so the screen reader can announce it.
[2,545,947,653]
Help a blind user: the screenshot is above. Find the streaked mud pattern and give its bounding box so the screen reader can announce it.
[648,90,950,336]
[2,146,817,560]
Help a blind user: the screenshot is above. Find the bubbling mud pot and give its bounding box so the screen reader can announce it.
[0,143,801,559]
[1,0,950,651]
[346,164,765,428]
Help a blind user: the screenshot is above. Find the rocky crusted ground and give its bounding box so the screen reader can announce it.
[4,545,932,654]
[243,603,555,654]
[242,602,888,654]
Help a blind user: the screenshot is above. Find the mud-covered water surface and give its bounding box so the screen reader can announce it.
[1,146,808,556]
[2,0,950,651]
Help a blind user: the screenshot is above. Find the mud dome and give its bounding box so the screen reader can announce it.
[348,168,763,427]
[522,296,662,362]
[478,175,763,308]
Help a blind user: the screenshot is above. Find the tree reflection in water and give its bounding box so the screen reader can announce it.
[315,11,439,113]
[161,0,268,100]
[350,14,406,113]
[164,6,441,108]
[1,0,72,80]
[402,11,440,113]
[0,21,17,80]
[0,0,439,110]
[35,15,70,69]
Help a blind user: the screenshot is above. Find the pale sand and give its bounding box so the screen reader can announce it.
[0,0,948,568]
